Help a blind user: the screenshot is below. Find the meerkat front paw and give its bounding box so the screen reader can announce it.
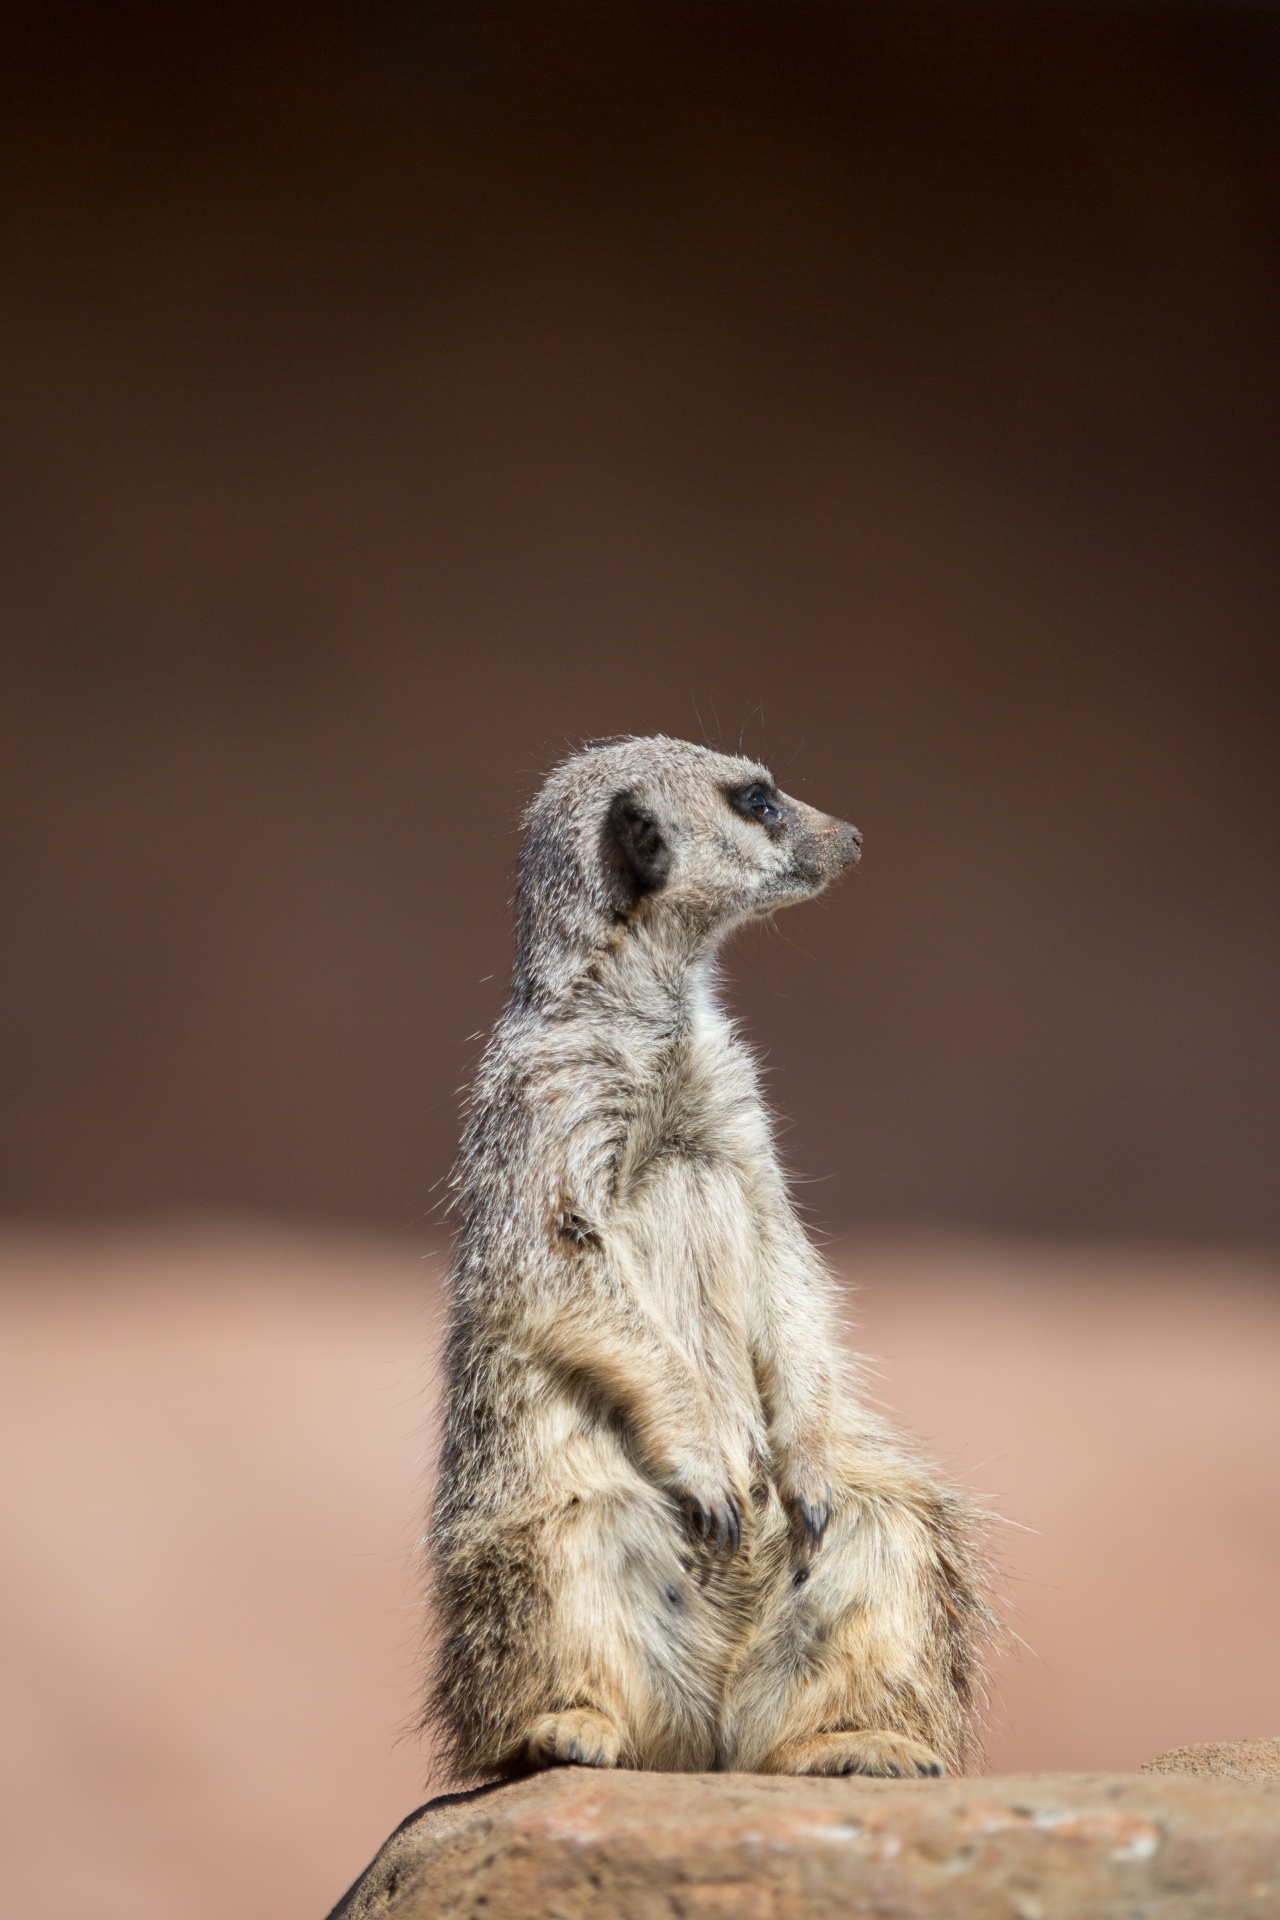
[791,1486,832,1549]
[775,1453,833,1550]
[526,1708,622,1770]
[666,1452,746,1556]
[685,1488,744,1555]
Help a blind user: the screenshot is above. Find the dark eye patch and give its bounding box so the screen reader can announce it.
[727,781,785,830]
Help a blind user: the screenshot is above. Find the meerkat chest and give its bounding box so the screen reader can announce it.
[613,1028,771,1364]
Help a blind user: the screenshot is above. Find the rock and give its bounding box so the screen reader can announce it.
[1143,1738,1280,1785]
[326,1767,1280,1919]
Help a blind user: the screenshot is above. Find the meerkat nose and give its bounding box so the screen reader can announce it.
[841,823,863,865]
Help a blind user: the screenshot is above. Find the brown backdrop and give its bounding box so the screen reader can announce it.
[3,4,1278,1238]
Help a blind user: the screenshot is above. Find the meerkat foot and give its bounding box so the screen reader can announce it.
[761,1729,945,1778]
[526,1708,622,1770]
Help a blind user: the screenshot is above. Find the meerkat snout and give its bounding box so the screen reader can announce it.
[720,776,862,914]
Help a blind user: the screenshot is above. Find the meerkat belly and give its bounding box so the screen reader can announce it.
[615,1149,767,1473]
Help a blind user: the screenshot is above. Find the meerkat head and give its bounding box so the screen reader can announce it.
[515,735,860,999]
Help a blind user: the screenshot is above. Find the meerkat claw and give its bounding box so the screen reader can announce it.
[686,1493,744,1556]
[794,1489,832,1550]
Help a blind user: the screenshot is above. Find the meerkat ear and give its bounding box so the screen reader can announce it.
[603,790,671,910]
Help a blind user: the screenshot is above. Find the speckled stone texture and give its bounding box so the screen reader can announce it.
[1143,1739,1280,1786]
[326,1767,1280,1919]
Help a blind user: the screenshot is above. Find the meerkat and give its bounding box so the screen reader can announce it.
[426,735,991,1781]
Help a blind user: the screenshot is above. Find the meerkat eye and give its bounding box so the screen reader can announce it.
[727,782,784,829]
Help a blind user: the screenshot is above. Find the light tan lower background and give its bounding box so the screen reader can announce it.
[3,1225,1278,1920]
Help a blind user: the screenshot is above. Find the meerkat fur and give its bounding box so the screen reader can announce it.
[426,735,992,1780]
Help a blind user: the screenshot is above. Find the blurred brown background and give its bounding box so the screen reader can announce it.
[3,1,1278,1236]
[2,7,1279,1919]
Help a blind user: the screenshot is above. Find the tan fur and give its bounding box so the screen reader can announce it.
[425,736,992,1780]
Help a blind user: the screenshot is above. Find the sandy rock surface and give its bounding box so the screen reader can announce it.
[1144,1738,1280,1785]
[328,1767,1280,1920]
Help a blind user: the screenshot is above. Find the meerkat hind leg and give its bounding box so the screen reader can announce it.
[719,1444,980,1780]
[526,1706,623,1770]
[760,1728,945,1777]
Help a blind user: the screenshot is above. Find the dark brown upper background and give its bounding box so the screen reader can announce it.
[2,2,1277,1238]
